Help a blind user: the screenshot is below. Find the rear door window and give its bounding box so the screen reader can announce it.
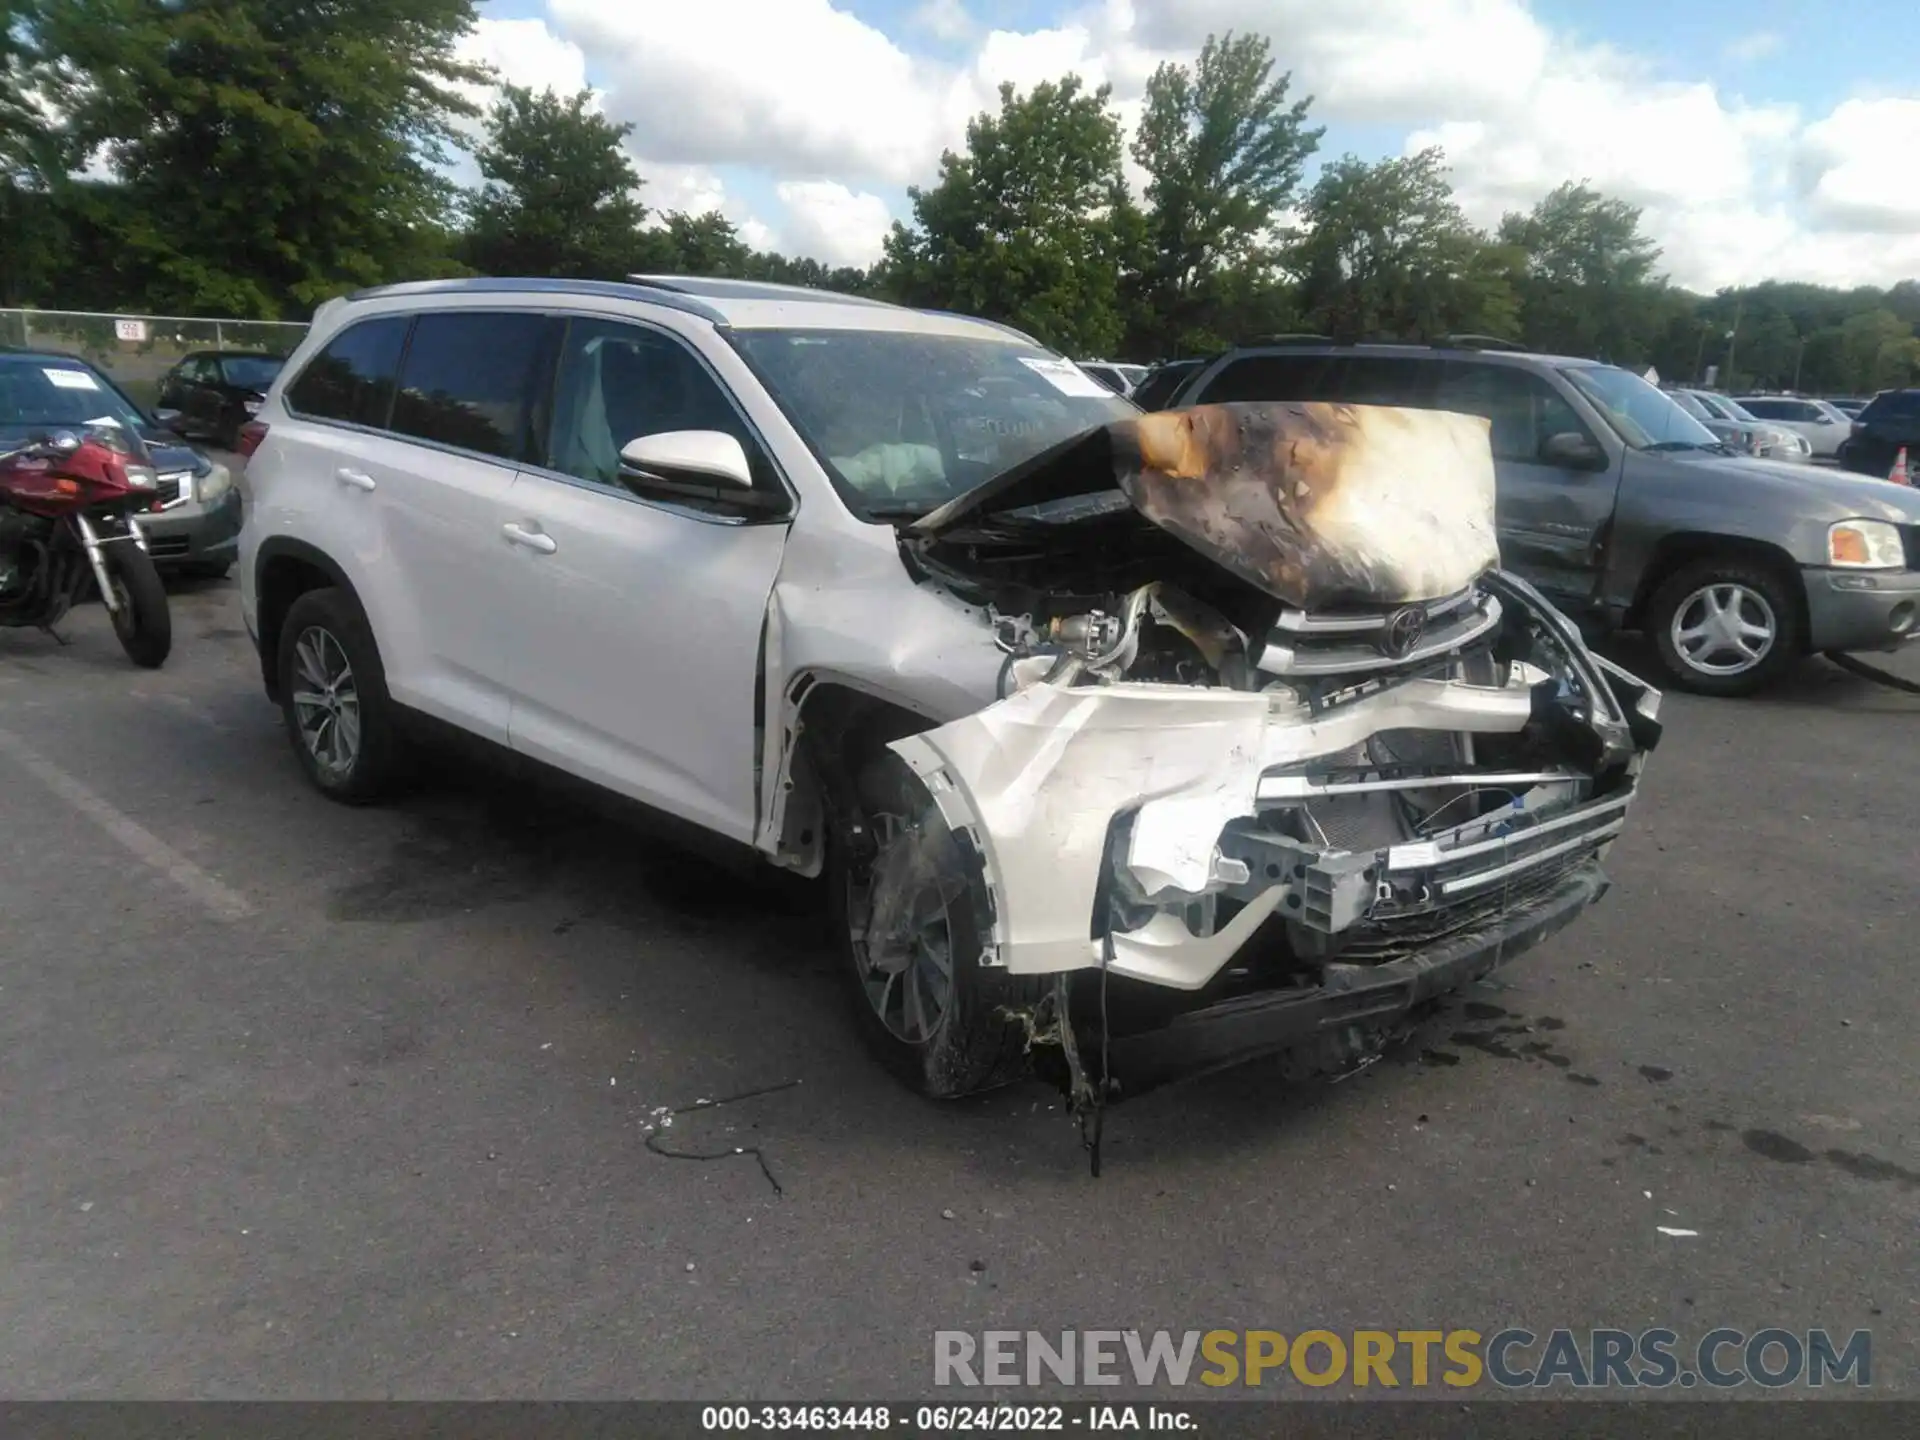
[285,317,410,429]
[1860,390,1920,422]
[1437,362,1595,463]
[388,311,559,461]
[1335,356,1441,407]
[1194,352,1345,404]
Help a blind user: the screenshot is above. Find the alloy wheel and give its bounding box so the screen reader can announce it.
[290,625,361,777]
[853,822,957,1045]
[1670,582,1777,677]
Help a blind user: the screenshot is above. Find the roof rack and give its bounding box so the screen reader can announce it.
[626,274,895,308]
[345,276,729,324]
[1244,333,1335,346]
[1444,333,1527,352]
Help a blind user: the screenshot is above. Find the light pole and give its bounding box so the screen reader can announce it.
[1723,292,1745,392]
[1792,336,1806,393]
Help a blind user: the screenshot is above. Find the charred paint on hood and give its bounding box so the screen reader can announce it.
[1119,403,1500,609]
[913,402,1502,612]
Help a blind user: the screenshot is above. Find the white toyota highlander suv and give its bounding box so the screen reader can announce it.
[240,276,1660,1111]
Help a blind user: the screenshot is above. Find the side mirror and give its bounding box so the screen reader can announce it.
[1815,414,1834,425]
[154,407,186,432]
[619,429,753,490]
[1540,430,1604,469]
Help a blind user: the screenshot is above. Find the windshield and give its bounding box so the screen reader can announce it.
[222,354,285,390]
[729,328,1135,517]
[0,358,147,433]
[1564,366,1721,449]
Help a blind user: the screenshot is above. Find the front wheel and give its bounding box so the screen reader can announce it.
[104,544,172,668]
[827,750,1044,1098]
[1645,557,1801,696]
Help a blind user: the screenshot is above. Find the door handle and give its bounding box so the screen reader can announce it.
[335,468,377,492]
[502,522,557,554]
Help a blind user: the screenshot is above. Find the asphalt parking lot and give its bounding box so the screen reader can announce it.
[3,551,1919,1400]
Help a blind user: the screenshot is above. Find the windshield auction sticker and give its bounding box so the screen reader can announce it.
[1019,356,1117,399]
[41,368,101,390]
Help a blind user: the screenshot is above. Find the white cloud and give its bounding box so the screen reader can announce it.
[912,0,975,43]
[501,0,1919,290]
[1797,97,1920,234]
[455,16,591,101]
[1725,31,1784,64]
[776,181,894,267]
[549,0,952,186]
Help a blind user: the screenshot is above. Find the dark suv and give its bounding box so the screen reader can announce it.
[1143,342,1920,695]
[1839,389,1920,479]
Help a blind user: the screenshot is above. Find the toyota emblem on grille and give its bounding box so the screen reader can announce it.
[1381,605,1427,658]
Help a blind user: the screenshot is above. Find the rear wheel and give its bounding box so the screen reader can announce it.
[276,587,404,803]
[104,544,172,668]
[1645,557,1800,696]
[827,750,1044,1098]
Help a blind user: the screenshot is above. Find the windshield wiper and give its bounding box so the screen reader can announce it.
[1643,440,1713,452]
[864,501,935,521]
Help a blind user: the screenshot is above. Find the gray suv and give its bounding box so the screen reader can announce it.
[1145,343,1920,695]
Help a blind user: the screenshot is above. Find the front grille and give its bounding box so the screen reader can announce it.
[146,535,190,558]
[1334,851,1590,963]
[1257,584,1502,678]
[151,473,190,510]
[1902,524,1920,572]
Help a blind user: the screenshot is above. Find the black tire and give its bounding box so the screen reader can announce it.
[104,544,172,668]
[826,750,1044,1098]
[1645,556,1801,697]
[276,587,404,804]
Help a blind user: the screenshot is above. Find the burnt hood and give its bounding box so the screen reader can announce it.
[913,402,1501,610]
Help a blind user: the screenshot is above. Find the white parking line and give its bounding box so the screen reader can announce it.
[0,726,255,922]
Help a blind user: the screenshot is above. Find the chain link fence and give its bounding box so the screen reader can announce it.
[0,307,309,409]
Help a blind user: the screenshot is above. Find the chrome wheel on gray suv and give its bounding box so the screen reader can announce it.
[1668,582,1777,677]
[1647,558,1800,697]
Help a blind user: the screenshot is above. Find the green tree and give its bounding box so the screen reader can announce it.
[1497,182,1667,361]
[1289,148,1517,342]
[1129,31,1321,356]
[881,75,1134,356]
[648,210,754,275]
[463,85,648,280]
[1841,308,1920,392]
[22,0,487,316]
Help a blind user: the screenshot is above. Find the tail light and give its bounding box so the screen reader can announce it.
[237,421,269,458]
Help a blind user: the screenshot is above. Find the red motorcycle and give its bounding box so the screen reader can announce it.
[0,426,173,667]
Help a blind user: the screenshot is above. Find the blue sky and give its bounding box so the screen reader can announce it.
[465,0,1920,288]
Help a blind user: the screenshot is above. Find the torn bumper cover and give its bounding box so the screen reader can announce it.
[889,569,1660,1079]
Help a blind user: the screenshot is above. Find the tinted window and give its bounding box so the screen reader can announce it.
[1861,390,1920,421]
[1337,356,1440,406]
[221,355,284,390]
[389,311,556,460]
[1130,360,1204,411]
[286,317,408,428]
[545,318,775,491]
[1436,363,1593,463]
[1196,353,1344,404]
[1738,398,1786,418]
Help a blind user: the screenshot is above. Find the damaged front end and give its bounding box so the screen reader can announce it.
[892,402,1661,1099]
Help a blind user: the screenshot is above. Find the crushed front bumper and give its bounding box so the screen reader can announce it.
[890,572,1659,998]
[1105,860,1608,1091]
